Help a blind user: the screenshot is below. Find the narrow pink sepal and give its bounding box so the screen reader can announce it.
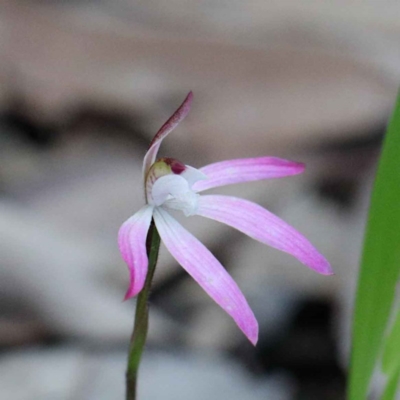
[153,208,258,345]
[196,195,333,275]
[118,205,154,300]
[143,92,193,178]
[192,157,305,192]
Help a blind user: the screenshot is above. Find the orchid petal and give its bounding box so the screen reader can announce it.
[181,165,208,187]
[153,208,258,345]
[143,92,193,178]
[196,195,332,275]
[192,157,305,192]
[118,205,154,299]
[151,175,191,206]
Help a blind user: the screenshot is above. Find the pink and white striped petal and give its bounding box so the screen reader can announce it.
[192,157,305,192]
[118,205,154,300]
[143,92,193,178]
[153,208,258,345]
[196,195,332,275]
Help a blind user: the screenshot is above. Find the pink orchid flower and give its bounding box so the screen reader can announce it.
[118,92,332,345]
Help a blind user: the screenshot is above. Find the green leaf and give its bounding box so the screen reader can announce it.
[381,366,400,400]
[381,308,400,399]
[382,308,400,375]
[348,90,400,400]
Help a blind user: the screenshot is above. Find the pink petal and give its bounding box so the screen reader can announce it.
[196,195,332,275]
[143,92,193,178]
[192,157,305,192]
[153,208,258,345]
[118,205,154,299]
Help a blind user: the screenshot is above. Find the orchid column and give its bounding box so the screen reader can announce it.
[118,92,332,399]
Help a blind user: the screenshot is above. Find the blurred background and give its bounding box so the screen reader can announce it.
[0,1,399,399]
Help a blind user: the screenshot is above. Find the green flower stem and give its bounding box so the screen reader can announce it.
[126,220,161,400]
